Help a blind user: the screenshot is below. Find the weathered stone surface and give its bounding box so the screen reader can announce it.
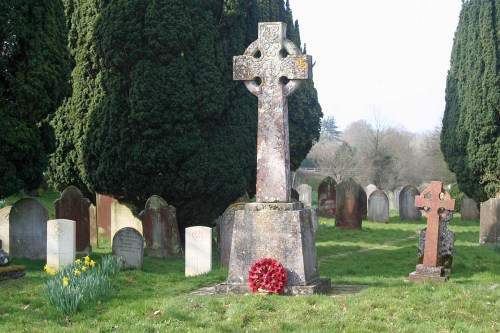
[393,187,403,210]
[0,265,26,280]
[112,227,143,269]
[461,194,480,220]
[409,181,454,282]
[335,178,362,230]
[111,200,143,243]
[0,206,11,254]
[140,195,182,258]
[233,22,311,203]
[364,184,377,201]
[479,198,500,244]
[226,203,319,286]
[96,194,115,238]
[317,177,337,218]
[46,219,76,270]
[185,226,212,276]
[9,198,48,260]
[399,185,422,221]
[358,185,367,220]
[367,190,389,222]
[418,220,455,271]
[216,203,245,267]
[54,186,91,253]
[296,184,312,208]
[291,188,300,201]
[89,204,98,248]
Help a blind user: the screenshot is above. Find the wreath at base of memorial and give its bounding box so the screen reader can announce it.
[248,258,288,294]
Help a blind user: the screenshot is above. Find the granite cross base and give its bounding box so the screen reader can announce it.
[215,202,331,295]
[408,264,448,282]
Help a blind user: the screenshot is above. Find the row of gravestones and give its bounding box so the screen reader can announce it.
[317,177,482,222]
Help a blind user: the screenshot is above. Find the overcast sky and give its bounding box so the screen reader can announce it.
[288,0,463,133]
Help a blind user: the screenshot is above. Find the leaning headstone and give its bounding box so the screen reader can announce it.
[96,194,115,238]
[479,198,500,244]
[317,177,337,218]
[297,184,313,208]
[367,190,389,222]
[46,219,76,270]
[409,181,455,282]
[335,178,362,230]
[9,198,48,259]
[461,194,480,220]
[399,185,422,221]
[140,195,182,258]
[111,200,143,243]
[417,211,454,273]
[216,22,329,295]
[0,206,11,254]
[185,226,212,276]
[216,203,245,267]
[54,186,91,254]
[112,227,144,269]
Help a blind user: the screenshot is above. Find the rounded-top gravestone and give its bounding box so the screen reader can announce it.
[460,194,480,220]
[364,184,377,201]
[399,185,422,221]
[112,227,144,269]
[335,178,362,230]
[367,190,389,222]
[317,177,337,217]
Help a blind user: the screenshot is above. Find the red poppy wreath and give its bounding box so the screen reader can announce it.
[248,258,288,294]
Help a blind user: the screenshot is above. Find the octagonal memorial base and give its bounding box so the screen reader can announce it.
[215,202,331,295]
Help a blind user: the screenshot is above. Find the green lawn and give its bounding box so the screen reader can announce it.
[1,214,498,333]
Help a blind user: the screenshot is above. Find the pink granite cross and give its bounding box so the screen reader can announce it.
[414,181,455,267]
[233,22,312,203]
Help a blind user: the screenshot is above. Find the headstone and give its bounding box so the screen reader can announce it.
[111,200,143,243]
[185,226,212,276]
[393,187,403,210]
[140,195,182,258]
[112,227,144,269]
[335,178,362,230]
[479,198,500,244]
[409,181,455,282]
[317,177,337,218]
[461,194,480,220]
[399,185,422,221]
[296,184,312,208]
[89,204,98,248]
[364,184,377,201]
[46,219,76,270]
[54,186,91,253]
[0,206,11,254]
[96,194,115,238]
[367,190,389,222]
[417,211,454,273]
[9,198,48,260]
[216,203,245,267]
[216,22,330,295]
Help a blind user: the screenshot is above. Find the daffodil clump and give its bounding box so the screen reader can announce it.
[44,255,122,314]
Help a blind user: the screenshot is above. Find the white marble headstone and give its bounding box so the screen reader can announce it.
[46,219,76,270]
[185,226,212,276]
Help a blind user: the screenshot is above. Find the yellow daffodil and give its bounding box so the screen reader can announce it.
[74,268,81,275]
[84,255,91,265]
[62,276,69,286]
[43,265,48,271]
[81,266,87,272]
[75,259,81,265]
[89,260,96,267]
[49,269,56,276]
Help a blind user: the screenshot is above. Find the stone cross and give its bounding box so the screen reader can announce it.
[233,22,312,203]
[414,181,455,267]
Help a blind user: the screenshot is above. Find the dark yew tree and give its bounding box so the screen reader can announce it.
[441,0,500,202]
[0,0,70,198]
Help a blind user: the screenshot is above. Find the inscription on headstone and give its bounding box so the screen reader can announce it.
[46,219,76,270]
[9,198,48,260]
[112,227,144,269]
[185,226,212,276]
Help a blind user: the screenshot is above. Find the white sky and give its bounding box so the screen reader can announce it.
[288,0,463,133]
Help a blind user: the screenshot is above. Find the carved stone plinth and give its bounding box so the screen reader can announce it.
[215,202,331,295]
[408,264,447,282]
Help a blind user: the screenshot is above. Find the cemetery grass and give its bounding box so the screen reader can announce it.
[1,215,499,332]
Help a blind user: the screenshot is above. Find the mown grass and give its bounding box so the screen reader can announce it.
[1,212,498,332]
